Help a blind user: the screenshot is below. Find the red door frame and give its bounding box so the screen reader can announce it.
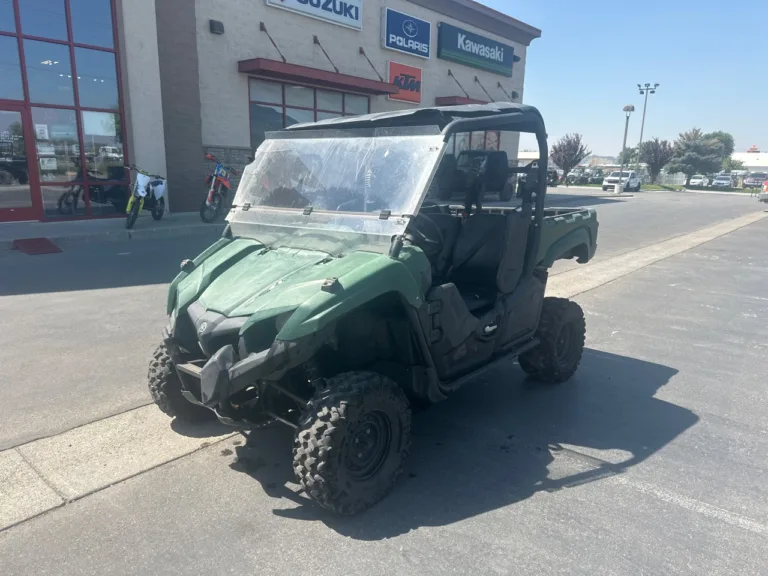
[0,102,43,222]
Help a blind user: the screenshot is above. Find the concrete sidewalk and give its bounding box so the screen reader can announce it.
[0,212,225,252]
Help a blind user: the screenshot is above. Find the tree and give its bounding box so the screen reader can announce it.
[616,146,638,165]
[550,134,591,187]
[638,138,674,184]
[703,131,734,157]
[722,157,745,172]
[665,128,724,185]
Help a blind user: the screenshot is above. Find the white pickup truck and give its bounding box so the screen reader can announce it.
[602,170,641,192]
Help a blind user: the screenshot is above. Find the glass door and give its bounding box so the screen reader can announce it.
[0,105,41,221]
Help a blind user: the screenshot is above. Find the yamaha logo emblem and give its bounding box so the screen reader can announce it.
[402,19,418,38]
[197,322,208,334]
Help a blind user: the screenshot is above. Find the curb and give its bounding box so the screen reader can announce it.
[1,221,225,253]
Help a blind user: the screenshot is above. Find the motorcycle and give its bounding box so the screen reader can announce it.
[125,164,167,229]
[200,154,239,223]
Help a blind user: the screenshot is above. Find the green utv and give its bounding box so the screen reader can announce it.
[150,103,599,514]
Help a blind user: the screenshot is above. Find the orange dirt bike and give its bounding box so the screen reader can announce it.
[200,154,240,223]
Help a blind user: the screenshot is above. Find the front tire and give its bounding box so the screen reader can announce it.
[293,372,411,515]
[148,343,213,422]
[519,297,585,383]
[200,192,223,223]
[126,198,140,229]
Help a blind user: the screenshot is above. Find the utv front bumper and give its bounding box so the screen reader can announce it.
[163,328,325,424]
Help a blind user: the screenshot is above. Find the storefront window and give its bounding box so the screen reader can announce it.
[81,111,123,177]
[70,0,114,48]
[32,107,80,182]
[344,94,368,116]
[1,0,124,221]
[250,103,283,150]
[285,85,313,108]
[285,107,314,127]
[75,47,118,109]
[249,79,369,149]
[0,36,24,101]
[24,40,74,106]
[19,0,67,41]
[317,90,342,112]
[42,184,86,217]
[0,0,15,32]
[250,79,282,105]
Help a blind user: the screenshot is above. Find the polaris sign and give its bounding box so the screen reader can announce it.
[265,0,362,31]
[437,23,514,77]
[382,8,431,59]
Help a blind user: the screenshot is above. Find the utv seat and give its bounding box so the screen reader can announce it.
[449,213,507,312]
[448,209,531,313]
[426,212,462,280]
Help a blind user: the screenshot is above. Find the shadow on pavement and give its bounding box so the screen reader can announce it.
[230,348,698,539]
[0,234,219,296]
[170,416,233,438]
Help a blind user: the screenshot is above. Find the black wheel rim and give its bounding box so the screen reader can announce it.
[344,411,392,481]
[556,322,576,365]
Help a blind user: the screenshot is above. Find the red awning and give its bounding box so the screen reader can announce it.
[238,58,398,96]
[435,96,489,106]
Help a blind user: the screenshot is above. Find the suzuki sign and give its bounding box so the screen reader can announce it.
[388,61,422,104]
[382,8,431,59]
[265,0,362,31]
[437,23,514,77]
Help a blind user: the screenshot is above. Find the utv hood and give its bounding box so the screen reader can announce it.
[197,247,388,319]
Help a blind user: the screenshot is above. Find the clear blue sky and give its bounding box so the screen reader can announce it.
[480,0,766,156]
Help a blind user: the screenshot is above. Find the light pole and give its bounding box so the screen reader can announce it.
[637,83,659,147]
[635,83,659,172]
[618,105,635,193]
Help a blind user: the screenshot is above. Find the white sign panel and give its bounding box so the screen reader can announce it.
[35,124,49,140]
[265,0,362,31]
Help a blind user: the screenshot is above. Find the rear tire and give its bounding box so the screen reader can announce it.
[148,343,213,422]
[151,197,165,221]
[200,192,223,223]
[293,372,411,515]
[519,297,585,384]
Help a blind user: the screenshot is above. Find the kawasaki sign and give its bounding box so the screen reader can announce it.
[437,23,514,77]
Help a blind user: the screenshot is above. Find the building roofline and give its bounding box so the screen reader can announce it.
[405,0,541,46]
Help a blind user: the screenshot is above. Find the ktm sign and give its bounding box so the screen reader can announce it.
[388,61,422,104]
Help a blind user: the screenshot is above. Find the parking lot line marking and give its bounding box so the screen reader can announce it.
[547,210,768,298]
[611,475,768,537]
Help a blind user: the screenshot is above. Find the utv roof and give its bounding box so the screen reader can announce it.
[282,102,546,137]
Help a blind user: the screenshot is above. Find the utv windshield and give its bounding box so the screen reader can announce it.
[228,131,444,254]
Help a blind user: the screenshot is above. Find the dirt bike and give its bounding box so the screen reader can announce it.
[125,164,167,229]
[200,154,239,223]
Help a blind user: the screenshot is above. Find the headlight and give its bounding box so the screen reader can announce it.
[169,307,178,330]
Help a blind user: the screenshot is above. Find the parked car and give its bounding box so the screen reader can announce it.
[602,170,641,192]
[711,174,733,188]
[743,172,768,189]
[99,146,123,161]
[689,174,708,186]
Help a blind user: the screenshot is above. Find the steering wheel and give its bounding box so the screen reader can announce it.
[404,213,444,262]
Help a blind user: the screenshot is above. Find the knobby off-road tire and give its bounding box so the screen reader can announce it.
[293,372,412,515]
[519,297,586,384]
[151,197,165,221]
[148,343,213,422]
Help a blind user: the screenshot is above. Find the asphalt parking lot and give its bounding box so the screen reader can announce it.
[1,190,767,575]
